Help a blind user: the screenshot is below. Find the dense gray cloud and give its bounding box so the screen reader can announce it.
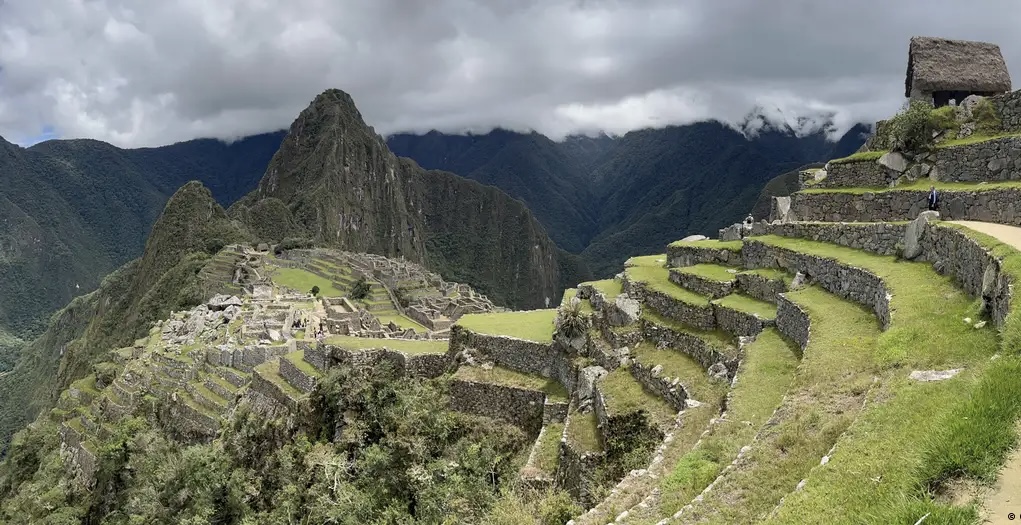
[0,0,1018,147]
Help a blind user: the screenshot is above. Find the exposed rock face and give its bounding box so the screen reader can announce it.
[902,210,940,259]
[234,89,576,309]
[606,293,641,326]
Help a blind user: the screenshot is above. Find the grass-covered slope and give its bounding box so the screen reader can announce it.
[0,182,248,450]
[0,133,282,346]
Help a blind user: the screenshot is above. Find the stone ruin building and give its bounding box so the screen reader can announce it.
[906,36,1012,107]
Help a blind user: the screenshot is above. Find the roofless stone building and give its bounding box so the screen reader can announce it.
[906,36,1012,107]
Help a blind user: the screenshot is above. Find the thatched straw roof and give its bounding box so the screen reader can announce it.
[905,36,1011,97]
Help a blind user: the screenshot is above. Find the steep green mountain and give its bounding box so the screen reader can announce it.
[387,122,868,276]
[0,132,283,348]
[231,89,587,308]
[0,182,247,451]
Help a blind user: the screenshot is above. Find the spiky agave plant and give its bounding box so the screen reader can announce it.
[556,296,590,340]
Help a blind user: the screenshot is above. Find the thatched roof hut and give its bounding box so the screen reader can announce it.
[905,36,1011,104]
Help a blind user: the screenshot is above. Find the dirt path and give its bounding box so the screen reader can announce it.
[949,221,1021,524]
[950,220,1021,251]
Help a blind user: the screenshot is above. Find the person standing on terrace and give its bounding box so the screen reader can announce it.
[928,186,939,211]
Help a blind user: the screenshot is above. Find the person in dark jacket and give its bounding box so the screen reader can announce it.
[928,186,939,211]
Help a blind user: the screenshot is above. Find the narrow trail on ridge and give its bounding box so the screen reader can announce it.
[949,220,1021,525]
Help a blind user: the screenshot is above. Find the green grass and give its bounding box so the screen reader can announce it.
[206,373,240,394]
[269,266,343,297]
[738,267,789,281]
[704,235,1000,523]
[625,255,711,307]
[630,342,728,404]
[323,335,449,355]
[70,375,100,397]
[681,285,882,524]
[800,178,1021,195]
[454,365,568,402]
[253,359,305,401]
[582,279,624,301]
[827,150,887,164]
[566,410,602,453]
[675,264,739,282]
[533,423,565,473]
[713,293,778,319]
[455,309,557,343]
[374,313,429,332]
[283,350,321,377]
[191,382,228,408]
[653,328,799,517]
[936,130,1021,148]
[640,310,737,358]
[598,368,677,431]
[667,239,743,251]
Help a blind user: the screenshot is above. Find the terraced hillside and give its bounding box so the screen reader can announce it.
[8,194,1021,522]
[10,85,1021,523]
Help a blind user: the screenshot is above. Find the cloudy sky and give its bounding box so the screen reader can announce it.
[0,0,1018,148]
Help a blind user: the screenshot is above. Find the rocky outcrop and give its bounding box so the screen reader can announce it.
[234,88,579,309]
[902,211,940,259]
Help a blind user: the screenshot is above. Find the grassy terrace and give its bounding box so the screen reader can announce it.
[800,179,1021,195]
[631,328,800,521]
[713,293,778,319]
[598,368,677,431]
[560,288,595,315]
[253,359,305,401]
[455,309,557,343]
[666,239,743,251]
[454,365,569,402]
[672,235,999,523]
[630,342,727,406]
[674,263,739,282]
[323,335,449,355]
[532,423,565,473]
[582,278,624,301]
[641,310,737,358]
[374,313,429,332]
[828,132,1021,165]
[739,267,789,281]
[625,255,710,306]
[269,266,342,297]
[566,410,602,453]
[283,349,321,377]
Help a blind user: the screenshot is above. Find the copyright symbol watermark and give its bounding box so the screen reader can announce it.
[1009,512,1016,520]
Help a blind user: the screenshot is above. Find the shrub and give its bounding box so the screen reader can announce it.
[350,277,371,300]
[972,98,1003,135]
[273,237,315,255]
[310,285,320,296]
[886,100,938,153]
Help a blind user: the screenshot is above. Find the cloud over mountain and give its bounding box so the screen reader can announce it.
[0,0,1018,147]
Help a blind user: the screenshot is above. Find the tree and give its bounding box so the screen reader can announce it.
[310,285,320,296]
[350,277,371,300]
